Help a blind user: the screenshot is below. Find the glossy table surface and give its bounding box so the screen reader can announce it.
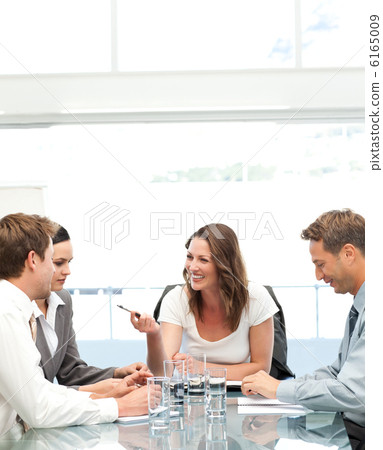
[0,395,352,449]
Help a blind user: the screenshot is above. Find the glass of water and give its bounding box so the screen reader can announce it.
[186,353,206,400]
[205,368,227,417]
[148,377,171,430]
[163,360,185,406]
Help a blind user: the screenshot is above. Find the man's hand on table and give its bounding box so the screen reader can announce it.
[241,370,281,398]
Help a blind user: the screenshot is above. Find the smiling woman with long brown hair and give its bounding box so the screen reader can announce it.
[130,223,278,381]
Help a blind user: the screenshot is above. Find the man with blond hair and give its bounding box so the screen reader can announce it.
[242,209,365,430]
[0,213,148,436]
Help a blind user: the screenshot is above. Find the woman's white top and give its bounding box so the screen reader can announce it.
[32,292,64,356]
[158,282,279,364]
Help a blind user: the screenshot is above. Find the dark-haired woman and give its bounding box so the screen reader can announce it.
[130,223,278,380]
[33,225,150,394]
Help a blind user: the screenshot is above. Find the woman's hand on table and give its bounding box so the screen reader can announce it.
[89,378,139,399]
[123,370,153,387]
[113,361,150,378]
[172,352,191,375]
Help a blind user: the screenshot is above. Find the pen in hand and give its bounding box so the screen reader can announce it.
[117,305,141,318]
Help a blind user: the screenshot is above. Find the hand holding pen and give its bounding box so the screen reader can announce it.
[119,305,160,335]
[117,304,141,318]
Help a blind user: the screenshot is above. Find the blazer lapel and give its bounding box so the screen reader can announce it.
[53,305,66,368]
[35,318,56,382]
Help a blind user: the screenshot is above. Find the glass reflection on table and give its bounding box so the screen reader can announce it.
[0,397,353,449]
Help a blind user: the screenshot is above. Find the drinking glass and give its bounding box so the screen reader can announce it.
[205,368,227,417]
[148,377,171,430]
[187,353,206,400]
[163,360,185,405]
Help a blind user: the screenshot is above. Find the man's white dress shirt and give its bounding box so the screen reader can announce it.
[0,280,118,436]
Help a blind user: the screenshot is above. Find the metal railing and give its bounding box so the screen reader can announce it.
[67,284,333,340]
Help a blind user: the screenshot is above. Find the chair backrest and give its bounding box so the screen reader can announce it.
[153,284,295,380]
[263,285,295,380]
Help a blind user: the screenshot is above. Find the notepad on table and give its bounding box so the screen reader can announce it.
[226,380,242,390]
[238,394,307,415]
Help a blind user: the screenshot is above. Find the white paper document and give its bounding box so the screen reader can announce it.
[238,394,307,415]
[116,410,179,424]
[116,414,151,424]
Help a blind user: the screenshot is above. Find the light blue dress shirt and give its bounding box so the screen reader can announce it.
[277,283,365,426]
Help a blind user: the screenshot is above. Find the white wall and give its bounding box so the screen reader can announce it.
[0,186,46,217]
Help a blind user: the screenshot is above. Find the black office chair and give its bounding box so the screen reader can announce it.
[153,284,295,380]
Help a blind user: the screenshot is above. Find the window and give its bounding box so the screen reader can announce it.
[0,0,363,74]
[0,0,111,74]
[301,0,364,67]
[0,120,364,296]
[117,0,295,71]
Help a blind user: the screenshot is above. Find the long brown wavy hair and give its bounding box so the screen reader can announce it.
[183,223,249,332]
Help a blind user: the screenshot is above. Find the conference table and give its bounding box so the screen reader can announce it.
[0,394,353,449]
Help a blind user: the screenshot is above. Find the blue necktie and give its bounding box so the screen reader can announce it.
[348,305,358,341]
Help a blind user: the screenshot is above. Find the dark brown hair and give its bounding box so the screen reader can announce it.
[301,209,365,256]
[53,225,70,245]
[0,213,58,279]
[183,223,249,332]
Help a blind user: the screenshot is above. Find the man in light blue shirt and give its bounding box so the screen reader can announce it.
[242,209,365,429]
